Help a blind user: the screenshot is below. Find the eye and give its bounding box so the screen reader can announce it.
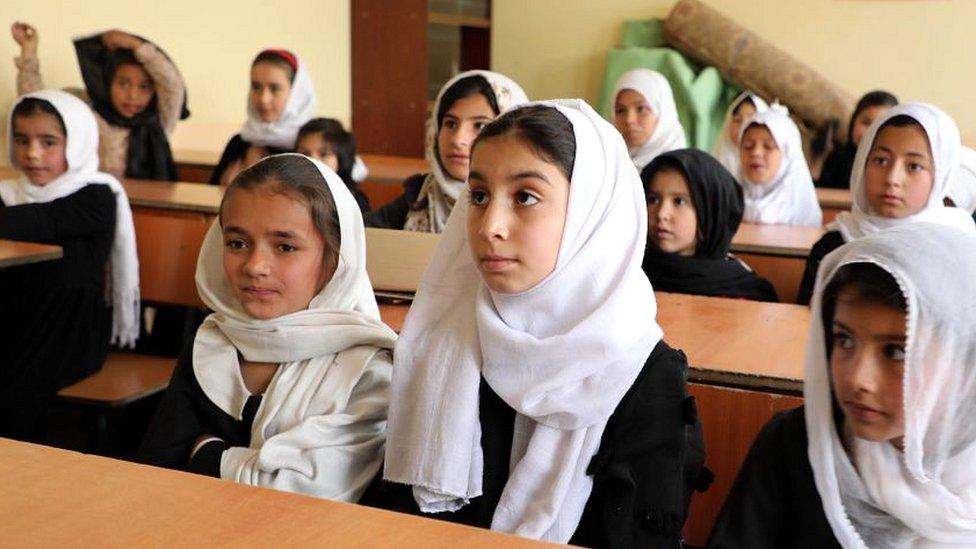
[469,189,489,206]
[674,196,689,206]
[42,139,57,148]
[870,155,888,167]
[614,107,626,116]
[883,343,906,361]
[13,136,28,146]
[443,119,458,130]
[647,195,662,205]
[908,162,925,172]
[515,191,540,206]
[250,82,261,92]
[832,332,855,351]
[269,84,280,93]
[224,238,247,251]
[474,121,488,131]
[277,243,297,253]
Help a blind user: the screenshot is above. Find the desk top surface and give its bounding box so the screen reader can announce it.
[0,239,63,268]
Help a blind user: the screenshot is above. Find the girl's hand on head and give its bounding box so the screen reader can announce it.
[10,22,38,54]
[101,29,143,51]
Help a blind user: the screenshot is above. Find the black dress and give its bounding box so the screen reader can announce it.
[364,173,426,229]
[0,185,116,441]
[135,331,261,477]
[816,145,855,189]
[208,134,289,185]
[797,231,845,305]
[362,340,710,548]
[706,407,841,548]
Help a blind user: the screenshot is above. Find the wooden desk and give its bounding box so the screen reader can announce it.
[0,438,554,548]
[731,223,825,304]
[817,188,852,224]
[0,239,63,268]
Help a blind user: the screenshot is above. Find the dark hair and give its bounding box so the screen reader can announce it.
[820,262,907,354]
[848,90,899,143]
[472,105,576,180]
[221,155,341,270]
[436,75,499,128]
[11,98,67,136]
[106,49,145,81]
[252,51,296,83]
[732,96,757,117]
[877,113,924,134]
[296,118,357,189]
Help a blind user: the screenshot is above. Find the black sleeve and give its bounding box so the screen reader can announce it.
[797,232,844,306]
[208,135,247,185]
[756,276,779,303]
[135,343,208,469]
[364,173,425,229]
[816,148,852,189]
[0,185,116,244]
[187,438,228,478]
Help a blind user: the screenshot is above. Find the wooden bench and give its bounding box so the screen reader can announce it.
[731,222,825,304]
[817,187,852,224]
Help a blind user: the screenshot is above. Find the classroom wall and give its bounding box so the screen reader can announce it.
[0,0,350,161]
[492,0,976,142]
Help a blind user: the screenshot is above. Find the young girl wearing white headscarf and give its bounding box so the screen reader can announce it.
[737,105,823,227]
[375,100,706,546]
[365,70,528,233]
[138,154,397,502]
[709,222,976,547]
[797,103,976,304]
[0,89,139,441]
[611,68,687,172]
[712,91,769,177]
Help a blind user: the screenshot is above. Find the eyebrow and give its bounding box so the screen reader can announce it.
[874,145,928,159]
[12,131,61,140]
[832,319,906,341]
[467,169,552,185]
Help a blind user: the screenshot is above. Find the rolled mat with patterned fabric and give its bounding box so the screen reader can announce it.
[663,0,854,132]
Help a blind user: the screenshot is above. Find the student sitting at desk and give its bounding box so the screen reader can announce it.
[708,222,976,547]
[737,106,822,227]
[365,70,527,233]
[816,91,898,189]
[641,148,777,302]
[295,117,370,214]
[797,103,976,305]
[378,101,707,547]
[610,68,686,173]
[11,23,189,181]
[138,154,396,503]
[0,90,139,442]
[712,92,768,178]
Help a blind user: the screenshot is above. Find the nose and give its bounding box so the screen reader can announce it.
[885,159,907,188]
[658,200,673,221]
[26,140,42,160]
[260,88,274,107]
[847,348,880,395]
[242,247,272,278]
[626,108,639,126]
[478,199,509,242]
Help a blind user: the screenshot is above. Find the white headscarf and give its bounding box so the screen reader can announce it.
[830,103,976,240]
[0,89,140,348]
[384,100,662,542]
[805,222,976,548]
[947,146,976,214]
[611,68,687,172]
[712,91,769,176]
[737,105,823,227]
[240,51,317,149]
[404,70,528,233]
[193,154,397,500]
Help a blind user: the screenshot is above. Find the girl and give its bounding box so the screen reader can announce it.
[946,146,976,214]
[708,222,976,547]
[712,92,769,177]
[295,117,370,214]
[797,103,976,304]
[738,106,823,227]
[0,90,139,441]
[137,154,397,502]
[641,148,778,302]
[209,50,315,186]
[11,23,189,181]
[365,70,527,233]
[379,101,706,546]
[611,68,687,172]
[816,91,898,189]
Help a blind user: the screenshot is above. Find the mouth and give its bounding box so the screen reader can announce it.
[241,286,278,299]
[846,401,887,423]
[447,154,469,164]
[879,193,903,206]
[653,227,673,240]
[480,254,515,272]
[748,162,765,171]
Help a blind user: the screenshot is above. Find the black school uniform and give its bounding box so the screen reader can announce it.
[706,407,841,548]
[208,134,289,185]
[362,340,710,548]
[135,331,259,476]
[364,173,426,229]
[797,231,845,305]
[816,145,855,189]
[0,185,116,441]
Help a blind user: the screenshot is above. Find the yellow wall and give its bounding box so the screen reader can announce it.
[0,0,350,158]
[492,0,976,141]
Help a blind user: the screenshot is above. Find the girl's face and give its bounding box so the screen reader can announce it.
[613,89,657,149]
[863,124,934,219]
[437,93,495,181]
[110,63,154,119]
[829,288,907,449]
[12,112,68,186]
[467,135,570,294]
[647,167,698,256]
[740,125,782,184]
[851,104,892,146]
[727,100,756,145]
[250,62,293,123]
[221,184,335,320]
[296,133,339,172]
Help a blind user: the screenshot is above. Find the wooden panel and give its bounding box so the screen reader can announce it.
[56,353,177,407]
[731,223,824,257]
[0,239,62,268]
[683,384,804,546]
[175,163,214,184]
[361,181,407,210]
[365,228,440,293]
[122,179,223,215]
[0,438,557,548]
[132,209,212,307]
[735,252,807,304]
[379,303,409,333]
[352,0,428,156]
[460,26,491,71]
